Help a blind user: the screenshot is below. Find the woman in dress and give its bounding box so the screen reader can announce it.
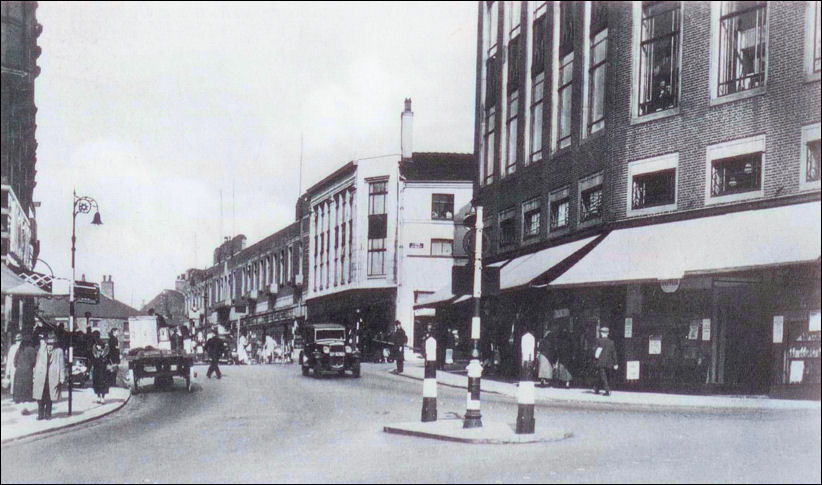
[12,335,37,403]
[90,332,112,403]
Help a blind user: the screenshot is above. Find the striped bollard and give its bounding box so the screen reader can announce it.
[421,336,437,422]
[516,332,536,434]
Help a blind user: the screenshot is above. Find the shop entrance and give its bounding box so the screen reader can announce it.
[715,282,770,394]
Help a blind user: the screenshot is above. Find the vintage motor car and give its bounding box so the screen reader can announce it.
[300,323,360,378]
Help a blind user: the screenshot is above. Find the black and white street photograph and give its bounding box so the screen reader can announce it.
[1,1,820,483]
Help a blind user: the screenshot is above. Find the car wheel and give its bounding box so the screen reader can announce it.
[352,362,361,378]
[302,364,310,376]
[313,361,323,379]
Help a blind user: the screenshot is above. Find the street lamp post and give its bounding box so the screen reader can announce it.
[68,191,102,416]
[463,206,483,429]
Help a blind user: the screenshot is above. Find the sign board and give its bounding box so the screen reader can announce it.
[789,360,805,384]
[772,315,784,344]
[688,321,700,340]
[414,307,436,317]
[128,316,159,350]
[624,317,633,339]
[409,242,424,249]
[701,319,711,341]
[626,360,640,380]
[648,336,662,355]
[74,281,100,305]
[810,311,821,332]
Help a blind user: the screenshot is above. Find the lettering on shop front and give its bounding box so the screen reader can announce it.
[772,315,784,344]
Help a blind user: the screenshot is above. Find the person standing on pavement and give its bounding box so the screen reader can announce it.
[90,332,112,403]
[205,331,225,379]
[32,334,64,420]
[593,326,618,396]
[13,335,37,403]
[392,321,407,374]
[108,328,121,387]
[4,333,22,392]
[537,329,555,387]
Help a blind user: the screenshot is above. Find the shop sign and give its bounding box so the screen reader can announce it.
[701,318,711,341]
[626,360,640,380]
[624,317,633,339]
[553,308,570,319]
[648,336,662,355]
[772,315,784,344]
[409,242,424,249]
[414,308,435,317]
[789,360,805,383]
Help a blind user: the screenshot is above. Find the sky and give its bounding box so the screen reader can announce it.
[33,1,478,309]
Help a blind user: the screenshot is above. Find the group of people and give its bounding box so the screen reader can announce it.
[536,326,618,396]
[235,329,290,365]
[4,327,122,419]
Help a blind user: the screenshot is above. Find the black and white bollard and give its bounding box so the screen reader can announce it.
[421,336,437,422]
[516,332,536,434]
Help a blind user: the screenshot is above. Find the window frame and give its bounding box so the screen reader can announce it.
[521,197,542,240]
[627,152,679,217]
[431,193,455,221]
[556,52,575,151]
[498,207,517,248]
[709,1,769,105]
[529,72,545,165]
[578,171,604,225]
[800,123,821,191]
[582,2,608,139]
[548,186,571,234]
[631,1,683,124]
[805,0,821,82]
[704,135,766,205]
[367,238,386,277]
[430,238,455,257]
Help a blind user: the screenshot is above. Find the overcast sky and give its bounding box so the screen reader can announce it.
[33,1,478,308]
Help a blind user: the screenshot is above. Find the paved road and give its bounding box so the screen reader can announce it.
[2,363,820,483]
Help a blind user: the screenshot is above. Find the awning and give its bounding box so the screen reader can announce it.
[1,264,50,296]
[551,202,822,288]
[499,236,598,291]
[415,284,459,308]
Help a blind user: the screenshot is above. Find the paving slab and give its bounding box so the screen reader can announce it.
[384,418,572,444]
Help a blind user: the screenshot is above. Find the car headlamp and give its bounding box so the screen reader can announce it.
[345,345,352,353]
[323,346,330,354]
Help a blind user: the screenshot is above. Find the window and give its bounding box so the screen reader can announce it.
[431,239,454,256]
[531,4,547,77]
[557,53,574,149]
[704,135,765,204]
[805,1,821,80]
[714,1,768,98]
[549,187,570,231]
[583,2,608,136]
[498,208,516,247]
[522,198,541,239]
[368,180,388,276]
[628,153,678,215]
[801,123,821,190]
[508,0,522,37]
[506,90,519,175]
[636,1,681,117]
[484,107,497,185]
[431,194,454,220]
[579,172,604,223]
[529,74,544,164]
[508,34,522,93]
[368,238,386,276]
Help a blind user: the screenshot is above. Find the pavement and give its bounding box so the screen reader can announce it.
[397,356,822,412]
[1,386,131,444]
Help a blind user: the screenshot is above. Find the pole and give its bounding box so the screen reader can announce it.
[68,191,76,416]
[421,336,437,422]
[464,206,484,429]
[516,332,536,434]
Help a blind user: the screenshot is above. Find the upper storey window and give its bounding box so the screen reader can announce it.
[637,2,681,117]
[716,1,768,97]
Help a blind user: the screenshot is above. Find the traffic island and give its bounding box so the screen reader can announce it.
[383,419,572,444]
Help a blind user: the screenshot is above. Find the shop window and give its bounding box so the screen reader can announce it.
[635,1,681,118]
[431,194,454,220]
[430,239,454,257]
[579,172,604,223]
[704,134,765,204]
[710,1,768,101]
[800,123,821,190]
[628,153,678,216]
[549,187,570,231]
[521,197,541,239]
[498,207,516,247]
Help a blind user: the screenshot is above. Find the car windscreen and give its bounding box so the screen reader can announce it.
[315,329,345,341]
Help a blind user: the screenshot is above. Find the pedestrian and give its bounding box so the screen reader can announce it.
[13,335,37,403]
[90,331,112,403]
[553,328,573,388]
[108,328,121,387]
[205,331,225,379]
[593,326,619,396]
[170,326,183,352]
[4,333,22,392]
[237,329,249,365]
[264,331,276,364]
[392,320,407,374]
[537,330,554,387]
[32,334,65,420]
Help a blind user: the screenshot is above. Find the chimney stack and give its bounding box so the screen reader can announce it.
[401,98,413,161]
[101,274,115,300]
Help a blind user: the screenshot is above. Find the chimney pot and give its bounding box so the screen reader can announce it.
[401,98,413,161]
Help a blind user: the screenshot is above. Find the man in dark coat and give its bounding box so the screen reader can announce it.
[204,331,225,379]
[392,321,408,374]
[593,327,619,396]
